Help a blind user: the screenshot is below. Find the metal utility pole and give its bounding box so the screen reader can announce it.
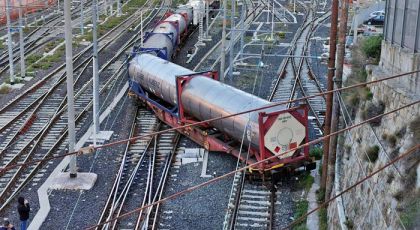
[271,1,274,40]
[320,0,339,196]
[228,0,236,80]
[205,0,209,38]
[92,0,100,146]
[239,1,245,56]
[64,0,77,178]
[326,0,349,200]
[220,0,227,82]
[6,0,14,84]
[117,0,122,16]
[19,0,25,78]
[104,0,108,16]
[140,11,143,47]
[80,0,85,35]
[198,7,205,45]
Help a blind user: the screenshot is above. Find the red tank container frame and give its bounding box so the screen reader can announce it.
[137,71,312,172]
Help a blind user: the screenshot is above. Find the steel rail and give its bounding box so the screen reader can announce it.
[0,0,163,210]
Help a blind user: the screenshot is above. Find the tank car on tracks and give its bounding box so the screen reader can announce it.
[127,2,315,173]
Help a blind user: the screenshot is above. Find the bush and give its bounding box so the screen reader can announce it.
[361,36,382,61]
[309,147,323,160]
[365,145,380,163]
[344,219,354,229]
[316,188,325,203]
[361,100,385,126]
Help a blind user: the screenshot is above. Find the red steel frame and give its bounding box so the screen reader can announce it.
[257,105,310,170]
[145,73,310,171]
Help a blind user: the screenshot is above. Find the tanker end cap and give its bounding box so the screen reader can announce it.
[264,112,306,159]
[77,145,96,156]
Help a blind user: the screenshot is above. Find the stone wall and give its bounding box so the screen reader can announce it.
[379,41,420,96]
[327,59,420,229]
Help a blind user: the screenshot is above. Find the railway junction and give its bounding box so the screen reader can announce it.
[0,0,419,229]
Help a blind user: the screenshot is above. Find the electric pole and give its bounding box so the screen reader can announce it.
[6,0,14,84]
[117,0,122,16]
[64,0,77,178]
[80,0,85,35]
[326,0,349,200]
[320,0,339,196]
[220,0,227,82]
[228,0,236,80]
[92,0,100,146]
[19,0,25,78]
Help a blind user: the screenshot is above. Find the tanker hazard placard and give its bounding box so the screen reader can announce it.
[264,113,306,159]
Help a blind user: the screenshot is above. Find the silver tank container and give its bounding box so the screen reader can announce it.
[142,33,174,58]
[176,6,193,25]
[164,14,188,33]
[129,54,282,148]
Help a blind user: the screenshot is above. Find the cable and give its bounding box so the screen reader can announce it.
[0,70,418,175]
[283,144,420,230]
[84,100,420,229]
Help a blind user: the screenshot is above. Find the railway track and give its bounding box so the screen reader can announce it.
[223,171,275,229]
[97,108,180,229]
[223,2,331,229]
[268,2,330,136]
[193,0,265,72]
[0,0,110,81]
[0,0,167,211]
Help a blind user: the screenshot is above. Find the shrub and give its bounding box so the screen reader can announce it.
[316,188,325,203]
[361,100,385,126]
[361,35,382,62]
[344,219,354,229]
[365,145,380,163]
[309,147,323,160]
[0,83,11,94]
[298,172,315,192]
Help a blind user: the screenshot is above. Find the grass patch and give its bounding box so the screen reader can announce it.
[26,54,43,65]
[293,200,309,230]
[319,207,328,230]
[310,147,322,160]
[297,172,315,192]
[399,194,420,229]
[364,145,380,163]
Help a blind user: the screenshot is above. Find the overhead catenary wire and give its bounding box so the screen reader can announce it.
[0,70,419,175]
[84,99,420,229]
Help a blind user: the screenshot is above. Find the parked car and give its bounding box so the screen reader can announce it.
[346,36,354,48]
[369,10,385,19]
[364,15,384,26]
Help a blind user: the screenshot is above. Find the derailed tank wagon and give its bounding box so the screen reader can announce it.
[127,1,314,172]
